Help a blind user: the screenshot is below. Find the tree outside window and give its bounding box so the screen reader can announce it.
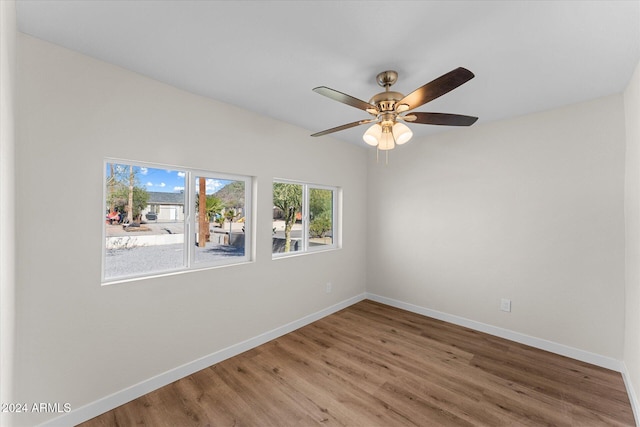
[272,181,337,256]
[103,160,251,283]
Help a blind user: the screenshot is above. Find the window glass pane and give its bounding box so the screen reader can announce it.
[194,176,246,264]
[272,182,303,254]
[105,163,186,280]
[309,188,334,248]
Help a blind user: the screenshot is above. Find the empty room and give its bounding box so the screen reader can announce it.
[2,1,640,426]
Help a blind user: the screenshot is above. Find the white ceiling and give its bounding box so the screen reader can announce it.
[15,0,640,146]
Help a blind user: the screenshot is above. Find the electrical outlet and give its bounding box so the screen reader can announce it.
[326,282,332,293]
[500,298,511,312]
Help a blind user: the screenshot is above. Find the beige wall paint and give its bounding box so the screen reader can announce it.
[11,30,637,426]
[14,34,368,425]
[624,59,640,417]
[0,1,17,426]
[367,94,626,359]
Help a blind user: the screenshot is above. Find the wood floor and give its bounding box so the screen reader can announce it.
[79,300,635,426]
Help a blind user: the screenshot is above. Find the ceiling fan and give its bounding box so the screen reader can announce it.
[311,67,478,151]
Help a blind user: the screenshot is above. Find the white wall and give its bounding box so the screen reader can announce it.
[625,59,640,419]
[14,34,368,426]
[11,29,638,427]
[367,94,627,360]
[0,1,17,427]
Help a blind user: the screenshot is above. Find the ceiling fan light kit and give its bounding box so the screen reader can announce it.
[363,122,413,149]
[311,67,479,158]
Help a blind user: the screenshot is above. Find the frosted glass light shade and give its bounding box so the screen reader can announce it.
[363,124,382,146]
[378,128,395,151]
[363,122,412,150]
[393,122,413,145]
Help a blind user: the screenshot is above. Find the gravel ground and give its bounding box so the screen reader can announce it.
[105,243,244,280]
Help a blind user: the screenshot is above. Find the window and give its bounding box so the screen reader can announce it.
[103,160,252,283]
[192,174,247,265]
[272,180,338,256]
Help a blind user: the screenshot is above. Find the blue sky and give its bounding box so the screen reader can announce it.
[139,166,185,192]
[108,163,231,195]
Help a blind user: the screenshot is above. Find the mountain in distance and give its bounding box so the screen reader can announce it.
[214,180,245,209]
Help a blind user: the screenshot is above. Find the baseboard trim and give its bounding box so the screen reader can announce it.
[621,362,640,426]
[365,293,623,372]
[39,293,367,427]
[39,292,631,426]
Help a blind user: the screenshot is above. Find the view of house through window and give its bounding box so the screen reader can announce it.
[103,161,251,282]
[272,181,337,256]
[104,163,186,280]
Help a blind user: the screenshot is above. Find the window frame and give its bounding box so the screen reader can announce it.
[188,169,253,270]
[272,179,339,259]
[102,159,253,284]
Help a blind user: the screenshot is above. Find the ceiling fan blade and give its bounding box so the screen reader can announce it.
[313,86,377,112]
[409,112,478,126]
[311,119,376,137]
[399,67,475,111]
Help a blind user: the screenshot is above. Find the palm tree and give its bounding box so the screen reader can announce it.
[205,196,223,223]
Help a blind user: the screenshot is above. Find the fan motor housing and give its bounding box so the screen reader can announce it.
[369,91,404,112]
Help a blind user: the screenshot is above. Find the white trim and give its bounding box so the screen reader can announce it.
[365,293,624,372]
[39,292,632,426]
[621,362,640,426]
[38,293,367,427]
[306,186,338,253]
[272,179,339,257]
[102,159,254,284]
[187,170,254,269]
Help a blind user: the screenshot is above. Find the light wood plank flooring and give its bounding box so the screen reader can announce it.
[79,300,635,426]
